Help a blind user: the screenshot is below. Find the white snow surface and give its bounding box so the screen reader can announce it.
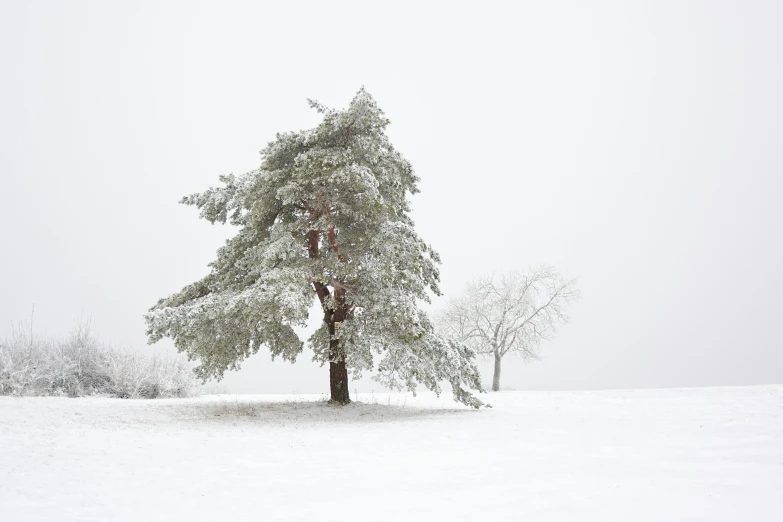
[1,386,782,521]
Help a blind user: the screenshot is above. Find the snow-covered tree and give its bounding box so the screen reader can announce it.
[436,268,579,391]
[145,89,485,407]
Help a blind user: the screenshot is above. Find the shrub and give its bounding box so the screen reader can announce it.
[0,319,199,398]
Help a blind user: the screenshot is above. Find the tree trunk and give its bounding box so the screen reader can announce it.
[308,228,351,404]
[329,342,350,404]
[327,287,350,404]
[492,352,502,392]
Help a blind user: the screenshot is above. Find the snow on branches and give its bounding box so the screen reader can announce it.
[145,88,485,407]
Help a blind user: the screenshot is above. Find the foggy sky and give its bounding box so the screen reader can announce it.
[1,0,781,394]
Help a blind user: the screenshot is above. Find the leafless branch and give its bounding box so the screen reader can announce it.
[435,266,580,363]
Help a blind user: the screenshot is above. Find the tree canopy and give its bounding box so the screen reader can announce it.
[437,268,579,391]
[145,88,485,407]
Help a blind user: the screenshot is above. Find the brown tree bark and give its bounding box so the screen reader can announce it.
[327,285,350,404]
[308,228,350,404]
[329,357,350,404]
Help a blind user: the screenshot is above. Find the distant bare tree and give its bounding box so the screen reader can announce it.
[437,267,580,391]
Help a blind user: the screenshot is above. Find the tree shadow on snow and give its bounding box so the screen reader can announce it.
[155,396,479,426]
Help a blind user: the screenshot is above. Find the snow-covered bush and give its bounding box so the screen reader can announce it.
[0,320,198,398]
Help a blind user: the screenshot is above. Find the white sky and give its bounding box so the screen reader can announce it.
[1,0,781,394]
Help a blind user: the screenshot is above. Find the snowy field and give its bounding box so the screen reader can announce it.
[1,386,781,521]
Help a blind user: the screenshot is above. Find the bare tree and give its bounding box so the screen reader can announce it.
[436,267,580,391]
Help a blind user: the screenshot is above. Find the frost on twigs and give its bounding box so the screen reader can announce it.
[436,268,580,392]
[145,88,486,408]
[0,319,198,398]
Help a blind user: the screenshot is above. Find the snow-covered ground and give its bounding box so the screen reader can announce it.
[1,386,781,521]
